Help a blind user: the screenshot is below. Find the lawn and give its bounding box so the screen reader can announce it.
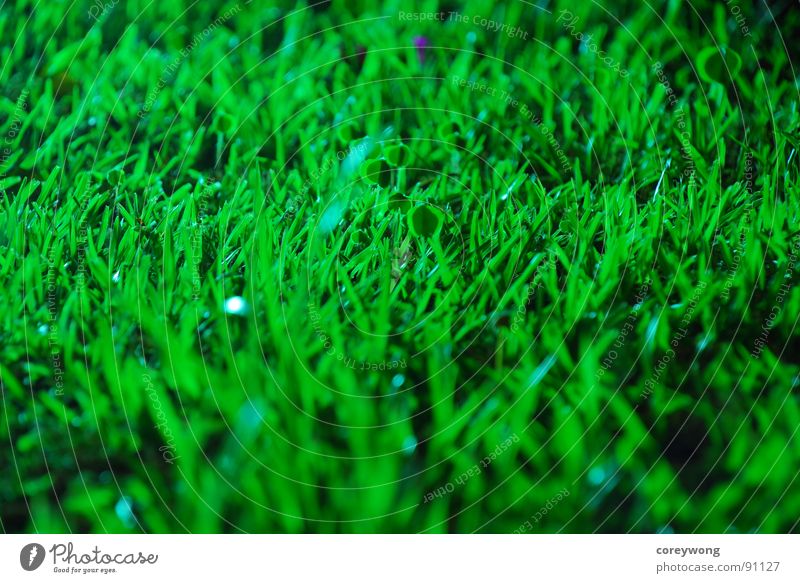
[1,0,799,533]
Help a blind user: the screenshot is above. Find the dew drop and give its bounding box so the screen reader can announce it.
[224,296,249,315]
[588,466,605,486]
[115,496,136,528]
[402,435,417,456]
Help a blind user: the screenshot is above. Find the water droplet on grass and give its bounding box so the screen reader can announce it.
[645,318,659,349]
[402,435,417,456]
[529,354,556,388]
[115,496,136,528]
[588,466,605,486]
[112,270,120,283]
[224,296,249,315]
[319,202,344,234]
[392,374,405,388]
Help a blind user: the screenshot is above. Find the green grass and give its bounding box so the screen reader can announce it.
[1,0,799,533]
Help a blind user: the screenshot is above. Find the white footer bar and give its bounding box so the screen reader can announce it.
[1,535,797,582]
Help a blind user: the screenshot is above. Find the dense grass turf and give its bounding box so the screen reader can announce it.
[1,0,799,533]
